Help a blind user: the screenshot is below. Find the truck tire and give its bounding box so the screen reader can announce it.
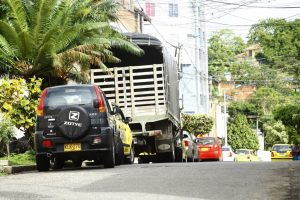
[103,140,115,168]
[175,147,183,162]
[73,159,82,167]
[36,155,50,172]
[51,158,64,170]
[158,143,175,163]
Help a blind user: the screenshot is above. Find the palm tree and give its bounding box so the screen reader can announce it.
[0,0,142,84]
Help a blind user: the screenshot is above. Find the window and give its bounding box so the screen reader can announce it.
[169,3,178,17]
[146,2,155,16]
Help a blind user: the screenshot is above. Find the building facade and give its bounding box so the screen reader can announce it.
[125,0,210,114]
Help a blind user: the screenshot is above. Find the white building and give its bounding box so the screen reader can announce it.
[135,0,209,114]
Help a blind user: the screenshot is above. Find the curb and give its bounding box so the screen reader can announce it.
[0,165,36,174]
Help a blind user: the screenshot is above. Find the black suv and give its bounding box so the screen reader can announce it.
[35,85,123,171]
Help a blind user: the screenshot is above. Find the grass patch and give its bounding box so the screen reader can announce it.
[0,172,7,176]
[0,151,36,166]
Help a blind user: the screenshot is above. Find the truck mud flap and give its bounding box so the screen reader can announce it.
[155,139,173,153]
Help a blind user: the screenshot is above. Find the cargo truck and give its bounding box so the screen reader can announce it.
[91,33,182,162]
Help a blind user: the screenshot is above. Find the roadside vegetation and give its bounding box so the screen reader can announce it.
[0,151,35,166]
[0,0,142,86]
[209,18,300,149]
[182,114,214,137]
[0,0,143,156]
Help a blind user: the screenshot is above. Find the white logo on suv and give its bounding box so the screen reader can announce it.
[69,111,80,121]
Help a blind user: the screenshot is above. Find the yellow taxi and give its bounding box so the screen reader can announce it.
[271,144,292,160]
[114,106,134,164]
[235,149,259,162]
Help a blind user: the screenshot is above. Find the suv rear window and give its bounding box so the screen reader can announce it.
[45,87,95,109]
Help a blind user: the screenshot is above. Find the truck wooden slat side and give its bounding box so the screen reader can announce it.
[91,33,182,162]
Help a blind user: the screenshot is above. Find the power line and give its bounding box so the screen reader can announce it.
[206,0,300,9]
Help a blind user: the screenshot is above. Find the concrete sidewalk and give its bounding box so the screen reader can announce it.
[0,160,36,174]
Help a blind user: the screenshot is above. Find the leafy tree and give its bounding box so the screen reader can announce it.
[248,18,300,86]
[182,114,213,137]
[0,118,15,156]
[0,77,42,145]
[227,113,259,151]
[228,101,257,117]
[0,0,142,85]
[263,120,288,149]
[208,29,246,80]
[251,86,284,117]
[273,104,300,143]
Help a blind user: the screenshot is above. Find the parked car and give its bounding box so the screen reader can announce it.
[196,137,222,161]
[34,85,124,171]
[271,144,292,160]
[222,145,236,161]
[182,131,198,162]
[235,149,259,162]
[113,105,134,164]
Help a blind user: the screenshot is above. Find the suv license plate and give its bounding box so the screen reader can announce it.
[64,143,81,152]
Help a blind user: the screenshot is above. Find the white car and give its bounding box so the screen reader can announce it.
[222,146,235,161]
[182,131,199,162]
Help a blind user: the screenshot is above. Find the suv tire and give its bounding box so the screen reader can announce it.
[103,139,115,168]
[56,106,90,140]
[36,155,50,172]
[115,137,124,166]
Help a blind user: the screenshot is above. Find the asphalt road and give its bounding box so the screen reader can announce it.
[0,161,299,200]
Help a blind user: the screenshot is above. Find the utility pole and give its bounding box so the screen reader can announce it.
[223,90,228,146]
[194,0,200,113]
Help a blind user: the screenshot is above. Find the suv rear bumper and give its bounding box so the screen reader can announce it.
[35,127,114,160]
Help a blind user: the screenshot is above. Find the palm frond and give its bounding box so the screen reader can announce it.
[0,21,19,50]
[5,0,28,32]
[111,38,144,56]
[32,0,60,45]
[0,34,14,55]
[18,30,34,59]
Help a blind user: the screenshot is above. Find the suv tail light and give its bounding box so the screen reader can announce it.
[271,152,274,157]
[229,152,232,157]
[37,88,48,116]
[42,139,53,148]
[289,151,292,157]
[93,86,106,112]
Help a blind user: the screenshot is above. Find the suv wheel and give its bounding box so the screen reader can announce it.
[56,106,90,140]
[36,155,50,172]
[103,139,115,168]
[115,137,124,166]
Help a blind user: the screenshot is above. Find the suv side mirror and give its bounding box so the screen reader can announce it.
[124,117,132,124]
[113,106,121,115]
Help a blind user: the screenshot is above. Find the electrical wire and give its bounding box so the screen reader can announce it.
[206,0,300,9]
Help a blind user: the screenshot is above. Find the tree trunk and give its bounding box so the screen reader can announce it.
[6,143,10,157]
